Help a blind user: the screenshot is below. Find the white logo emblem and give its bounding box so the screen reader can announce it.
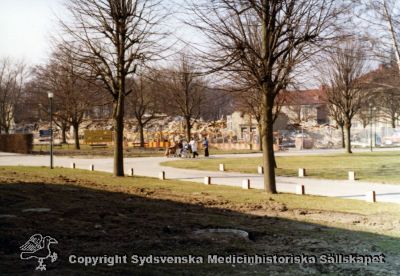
[20,234,58,271]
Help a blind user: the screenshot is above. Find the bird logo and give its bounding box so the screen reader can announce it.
[20,234,58,271]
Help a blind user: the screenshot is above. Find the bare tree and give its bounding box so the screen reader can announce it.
[27,78,71,144]
[234,86,285,152]
[358,0,400,68]
[162,54,205,141]
[0,58,26,134]
[328,104,346,148]
[320,41,367,153]
[201,88,234,122]
[363,63,400,128]
[126,74,162,147]
[188,0,342,193]
[358,1,400,128]
[61,0,167,176]
[14,81,43,129]
[33,47,103,149]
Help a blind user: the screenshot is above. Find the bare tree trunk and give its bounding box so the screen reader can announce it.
[345,121,352,154]
[73,123,80,150]
[185,117,191,142]
[113,96,125,177]
[61,125,67,144]
[340,124,345,148]
[383,0,400,72]
[258,122,263,151]
[392,116,396,129]
[138,121,145,148]
[262,92,277,194]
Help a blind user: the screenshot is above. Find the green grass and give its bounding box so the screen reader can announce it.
[162,151,400,184]
[1,166,398,219]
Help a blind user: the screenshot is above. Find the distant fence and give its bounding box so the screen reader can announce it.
[0,134,33,154]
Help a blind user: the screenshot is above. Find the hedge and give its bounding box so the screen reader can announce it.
[0,134,33,154]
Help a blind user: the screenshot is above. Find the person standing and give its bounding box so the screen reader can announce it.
[177,140,183,157]
[189,138,199,158]
[203,137,209,157]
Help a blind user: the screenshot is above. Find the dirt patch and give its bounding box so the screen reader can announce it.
[0,170,399,274]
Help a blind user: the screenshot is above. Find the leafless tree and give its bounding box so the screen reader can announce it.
[328,104,346,148]
[320,41,368,153]
[0,58,26,134]
[188,0,343,193]
[162,54,206,141]
[357,1,400,128]
[234,86,285,152]
[33,47,103,149]
[357,0,400,68]
[60,0,167,176]
[363,63,400,128]
[26,78,71,144]
[126,73,162,147]
[201,88,234,122]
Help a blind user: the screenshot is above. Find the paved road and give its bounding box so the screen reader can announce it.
[1,150,400,204]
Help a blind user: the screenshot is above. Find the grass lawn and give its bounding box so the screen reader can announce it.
[1,166,400,274]
[162,151,400,184]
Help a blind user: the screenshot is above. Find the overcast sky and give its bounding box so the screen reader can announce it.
[0,0,65,65]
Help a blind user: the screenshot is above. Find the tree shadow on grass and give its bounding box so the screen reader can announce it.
[0,182,398,275]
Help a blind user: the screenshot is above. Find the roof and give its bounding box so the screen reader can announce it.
[357,64,400,90]
[281,88,327,106]
[280,64,395,107]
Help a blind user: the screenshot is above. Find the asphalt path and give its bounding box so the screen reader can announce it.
[1,148,400,204]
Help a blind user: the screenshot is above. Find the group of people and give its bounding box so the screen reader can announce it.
[165,137,209,158]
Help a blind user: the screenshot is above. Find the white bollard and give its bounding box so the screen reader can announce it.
[71,163,76,169]
[366,191,376,203]
[90,164,94,171]
[257,166,264,174]
[219,164,225,172]
[130,168,134,177]
[204,176,211,185]
[159,171,165,180]
[296,185,305,195]
[298,168,306,177]
[348,171,356,181]
[242,179,250,190]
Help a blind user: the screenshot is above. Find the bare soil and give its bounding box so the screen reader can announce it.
[0,169,399,275]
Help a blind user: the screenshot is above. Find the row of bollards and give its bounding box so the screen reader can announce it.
[70,163,377,203]
[219,163,265,175]
[294,185,376,203]
[298,168,356,181]
[217,163,376,203]
[70,162,136,176]
[218,163,358,181]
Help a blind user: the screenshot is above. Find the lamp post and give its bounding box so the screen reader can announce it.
[369,103,373,152]
[373,107,377,147]
[48,92,54,169]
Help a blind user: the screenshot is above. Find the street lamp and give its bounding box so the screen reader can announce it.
[48,92,54,169]
[373,107,377,147]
